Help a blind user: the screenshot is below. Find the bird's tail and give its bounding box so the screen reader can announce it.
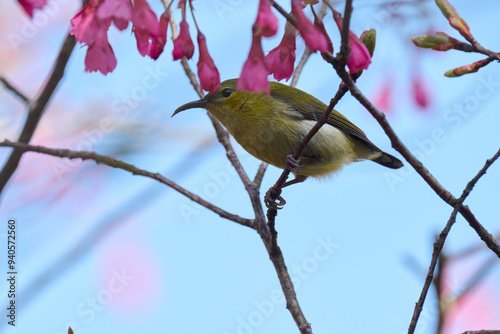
[371,151,403,169]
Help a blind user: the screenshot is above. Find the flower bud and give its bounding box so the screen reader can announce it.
[412,32,454,51]
[359,29,376,56]
[435,0,474,43]
[444,58,490,77]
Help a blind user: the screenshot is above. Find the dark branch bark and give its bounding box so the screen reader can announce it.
[0,76,31,104]
[0,30,78,196]
[0,140,254,228]
[407,147,500,334]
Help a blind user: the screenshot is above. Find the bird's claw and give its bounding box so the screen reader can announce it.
[285,155,302,174]
[264,188,286,210]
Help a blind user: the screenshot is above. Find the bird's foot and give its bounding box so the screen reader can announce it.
[265,187,286,210]
[285,155,302,174]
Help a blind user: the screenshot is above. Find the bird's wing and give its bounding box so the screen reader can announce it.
[270,83,377,147]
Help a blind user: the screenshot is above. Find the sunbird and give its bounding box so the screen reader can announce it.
[173,79,403,186]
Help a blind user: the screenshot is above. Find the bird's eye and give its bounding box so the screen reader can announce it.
[221,88,233,98]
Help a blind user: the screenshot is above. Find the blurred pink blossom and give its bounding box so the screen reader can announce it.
[17,0,48,18]
[100,242,163,318]
[412,75,430,109]
[373,79,394,114]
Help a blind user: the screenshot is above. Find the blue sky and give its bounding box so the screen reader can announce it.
[0,1,499,334]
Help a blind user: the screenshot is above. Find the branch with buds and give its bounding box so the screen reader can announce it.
[412,0,500,77]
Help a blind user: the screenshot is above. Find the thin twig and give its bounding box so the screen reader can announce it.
[253,162,268,189]
[337,0,353,65]
[265,0,358,218]
[407,147,500,334]
[168,5,311,331]
[462,331,500,334]
[290,48,312,88]
[270,1,297,27]
[0,19,83,196]
[0,76,31,104]
[0,140,254,228]
[168,9,269,234]
[450,231,500,260]
[333,63,500,257]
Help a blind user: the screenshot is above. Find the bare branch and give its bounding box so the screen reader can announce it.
[166,5,311,333]
[253,162,268,189]
[462,331,500,334]
[0,76,31,104]
[450,230,500,260]
[407,147,500,334]
[270,1,297,27]
[290,48,312,88]
[0,26,80,196]
[332,61,500,257]
[0,140,254,228]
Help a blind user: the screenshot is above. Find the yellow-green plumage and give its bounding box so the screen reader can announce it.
[173,79,402,180]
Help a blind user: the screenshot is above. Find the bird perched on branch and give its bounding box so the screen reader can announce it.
[173,79,402,188]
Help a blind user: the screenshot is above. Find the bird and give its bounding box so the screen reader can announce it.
[173,78,403,188]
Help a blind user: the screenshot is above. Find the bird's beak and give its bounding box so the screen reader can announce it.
[172,98,209,117]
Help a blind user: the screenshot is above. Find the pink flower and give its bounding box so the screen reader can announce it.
[254,0,278,37]
[17,0,48,18]
[412,76,429,109]
[291,0,328,53]
[238,34,269,94]
[172,16,194,60]
[85,42,117,74]
[266,23,296,82]
[70,1,117,75]
[148,10,170,60]
[96,0,132,30]
[373,79,393,114]
[131,0,162,58]
[197,31,221,94]
[333,10,371,73]
[70,3,106,46]
[313,15,333,58]
[346,34,371,72]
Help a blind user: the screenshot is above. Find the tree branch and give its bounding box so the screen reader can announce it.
[407,147,500,334]
[0,24,81,197]
[253,162,268,189]
[0,140,254,228]
[168,6,310,331]
[332,64,500,257]
[0,76,31,104]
